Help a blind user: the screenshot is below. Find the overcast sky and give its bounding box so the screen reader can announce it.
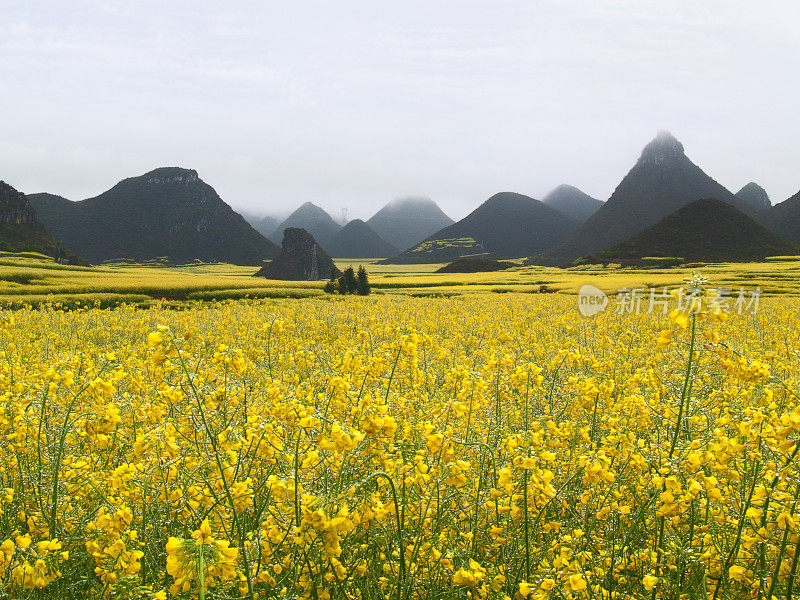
[2,0,799,221]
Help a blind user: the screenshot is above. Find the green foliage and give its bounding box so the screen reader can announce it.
[356,266,370,295]
[339,267,357,294]
[324,265,371,296]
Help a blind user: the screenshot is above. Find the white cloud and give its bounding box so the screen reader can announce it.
[1,0,799,218]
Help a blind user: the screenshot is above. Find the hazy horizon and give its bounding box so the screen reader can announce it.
[3,0,799,222]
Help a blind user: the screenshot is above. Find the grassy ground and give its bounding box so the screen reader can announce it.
[0,252,797,307]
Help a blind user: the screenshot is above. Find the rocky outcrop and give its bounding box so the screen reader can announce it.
[0,182,39,226]
[0,181,85,263]
[255,228,340,280]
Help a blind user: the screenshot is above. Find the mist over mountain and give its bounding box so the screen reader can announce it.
[735,182,771,210]
[533,131,764,266]
[243,214,280,238]
[325,219,398,258]
[386,192,578,264]
[366,197,454,252]
[28,167,279,265]
[591,198,797,263]
[0,182,84,263]
[542,184,604,224]
[269,202,342,247]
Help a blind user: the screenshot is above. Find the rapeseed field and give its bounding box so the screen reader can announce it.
[0,284,798,599]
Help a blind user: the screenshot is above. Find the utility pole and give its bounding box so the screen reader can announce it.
[309,245,319,280]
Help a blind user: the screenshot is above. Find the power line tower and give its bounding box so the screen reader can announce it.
[341,207,348,225]
[309,245,319,280]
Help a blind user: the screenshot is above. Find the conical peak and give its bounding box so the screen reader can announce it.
[293,202,330,216]
[736,182,771,210]
[639,130,684,164]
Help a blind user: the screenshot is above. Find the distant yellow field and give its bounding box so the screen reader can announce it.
[0,253,798,306]
[0,254,800,306]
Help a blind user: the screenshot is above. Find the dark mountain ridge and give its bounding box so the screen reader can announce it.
[542,184,604,224]
[269,202,342,247]
[590,198,797,262]
[244,214,280,238]
[29,167,279,265]
[325,219,398,258]
[766,189,800,244]
[366,197,454,252]
[533,131,766,266]
[385,192,579,264]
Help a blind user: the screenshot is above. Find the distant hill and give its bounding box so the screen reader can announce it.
[766,189,800,244]
[385,192,579,264]
[28,167,279,265]
[533,131,764,266]
[245,214,280,237]
[255,227,340,280]
[0,182,85,264]
[269,202,341,247]
[436,257,514,273]
[735,182,771,210]
[325,219,398,258]
[589,198,797,263]
[542,184,603,224]
[366,197,454,252]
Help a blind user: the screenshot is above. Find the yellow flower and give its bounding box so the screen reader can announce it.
[568,573,587,591]
[15,535,31,550]
[148,331,164,348]
[642,574,658,590]
[669,308,689,329]
[451,569,478,586]
[728,565,747,582]
[194,519,213,545]
[656,329,673,348]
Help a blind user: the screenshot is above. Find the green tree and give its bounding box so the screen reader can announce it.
[356,265,370,296]
[339,267,357,294]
